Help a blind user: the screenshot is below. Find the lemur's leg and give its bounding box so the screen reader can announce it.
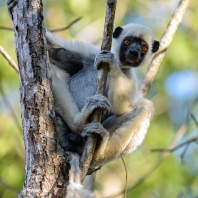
[55,116,85,155]
[82,98,154,168]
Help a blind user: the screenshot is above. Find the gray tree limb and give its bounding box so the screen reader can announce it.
[80,0,117,182]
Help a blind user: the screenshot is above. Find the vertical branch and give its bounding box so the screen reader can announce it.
[140,0,190,97]
[80,0,117,182]
[7,0,67,197]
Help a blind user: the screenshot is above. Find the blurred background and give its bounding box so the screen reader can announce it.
[0,0,198,197]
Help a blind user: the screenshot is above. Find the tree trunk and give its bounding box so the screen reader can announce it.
[8,0,68,197]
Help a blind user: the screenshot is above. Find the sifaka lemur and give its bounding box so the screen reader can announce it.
[46,23,160,169]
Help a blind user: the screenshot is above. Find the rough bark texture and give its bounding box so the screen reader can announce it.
[80,0,117,182]
[8,0,68,197]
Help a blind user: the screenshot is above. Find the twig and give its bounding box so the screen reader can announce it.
[180,142,190,163]
[80,0,117,182]
[50,17,82,32]
[0,45,18,73]
[121,157,128,198]
[151,110,198,159]
[0,26,13,31]
[0,178,19,194]
[0,17,81,33]
[102,158,162,198]
[140,0,190,97]
[190,112,198,130]
[151,135,198,153]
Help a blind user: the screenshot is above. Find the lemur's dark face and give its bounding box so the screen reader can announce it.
[119,36,148,67]
[113,26,160,68]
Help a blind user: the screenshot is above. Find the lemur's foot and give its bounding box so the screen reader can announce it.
[81,122,108,139]
[84,94,111,120]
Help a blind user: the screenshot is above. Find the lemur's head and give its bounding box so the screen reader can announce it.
[112,23,160,68]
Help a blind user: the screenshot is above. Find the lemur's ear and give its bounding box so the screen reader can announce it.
[152,40,160,53]
[113,27,123,39]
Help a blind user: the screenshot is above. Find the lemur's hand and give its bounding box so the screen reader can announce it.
[94,51,114,70]
[83,94,111,122]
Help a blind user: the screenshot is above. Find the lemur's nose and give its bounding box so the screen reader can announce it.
[129,49,140,59]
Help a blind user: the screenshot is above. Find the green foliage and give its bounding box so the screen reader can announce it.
[0,0,198,197]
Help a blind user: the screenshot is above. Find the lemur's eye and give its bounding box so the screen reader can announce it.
[124,39,130,46]
[141,45,148,52]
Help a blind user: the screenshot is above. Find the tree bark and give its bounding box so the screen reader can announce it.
[8,0,68,197]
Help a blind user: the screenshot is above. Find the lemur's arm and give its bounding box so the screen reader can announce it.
[47,32,111,134]
[51,68,111,133]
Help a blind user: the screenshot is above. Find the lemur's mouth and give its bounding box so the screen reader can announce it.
[125,57,141,67]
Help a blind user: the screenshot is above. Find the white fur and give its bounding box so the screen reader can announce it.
[66,183,96,198]
[66,153,96,198]
[46,31,100,58]
[50,65,80,132]
[108,67,139,115]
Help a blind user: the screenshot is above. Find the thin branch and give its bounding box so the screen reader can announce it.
[49,17,82,32]
[150,112,198,159]
[0,26,13,31]
[103,158,162,198]
[180,142,190,163]
[190,112,198,130]
[0,45,18,73]
[0,178,19,194]
[151,135,198,154]
[140,0,190,97]
[0,17,81,33]
[121,157,128,198]
[80,0,117,182]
